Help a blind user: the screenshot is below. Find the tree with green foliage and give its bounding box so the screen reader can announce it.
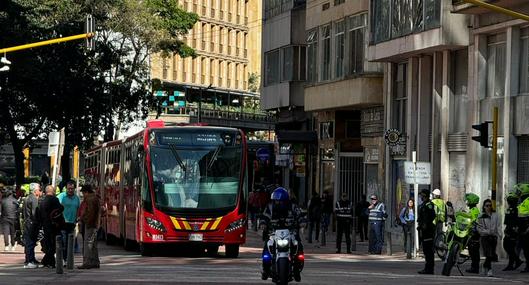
[0,0,198,187]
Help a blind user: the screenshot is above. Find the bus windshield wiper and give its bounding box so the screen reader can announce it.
[207,145,222,170]
[168,143,187,174]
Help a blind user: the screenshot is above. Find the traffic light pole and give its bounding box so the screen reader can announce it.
[492,107,498,210]
[0,33,95,54]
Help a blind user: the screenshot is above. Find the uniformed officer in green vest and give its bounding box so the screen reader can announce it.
[465,193,481,274]
[516,183,529,273]
[431,189,446,235]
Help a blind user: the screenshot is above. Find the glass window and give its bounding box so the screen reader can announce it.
[265,50,280,86]
[335,21,345,78]
[393,63,407,134]
[307,29,318,83]
[150,144,242,210]
[282,46,294,81]
[348,13,366,75]
[334,0,345,6]
[321,25,331,81]
[450,49,468,133]
[371,0,390,43]
[487,34,506,98]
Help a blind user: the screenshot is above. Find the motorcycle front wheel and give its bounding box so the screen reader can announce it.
[442,243,459,276]
[277,257,290,285]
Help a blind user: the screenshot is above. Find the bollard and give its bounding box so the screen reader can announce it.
[386,229,392,256]
[56,235,63,274]
[67,233,74,269]
[351,217,357,251]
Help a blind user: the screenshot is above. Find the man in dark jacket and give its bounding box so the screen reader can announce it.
[22,183,43,268]
[1,187,19,252]
[418,189,436,274]
[78,185,101,269]
[355,194,370,242]
[38,185,64,268]
[335,192,352,254]
[307,191,322,243]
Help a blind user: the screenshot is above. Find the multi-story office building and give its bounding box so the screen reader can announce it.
[304,0,383,206]
[368,0,470,238]
[150,0,266,129]
[261,0,313,205]
[451,1,529,212]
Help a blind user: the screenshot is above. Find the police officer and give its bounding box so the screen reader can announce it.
[465,193,481,274]
[517,183,529,273]
[418,189,436,274]
[335,192,352,254]
[503,190,523,271]
[431,189,446,236]
[261,187,304,282]
[368,194,386,254]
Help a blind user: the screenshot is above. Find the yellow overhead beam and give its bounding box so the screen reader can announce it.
[460,0,529,22]
[0,33,95,54]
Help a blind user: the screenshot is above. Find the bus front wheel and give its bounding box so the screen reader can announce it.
[225,244,239,258]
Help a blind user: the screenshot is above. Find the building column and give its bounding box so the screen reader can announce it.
[431,52,443,191]
[503,26,519,206]
[440,50,451,199]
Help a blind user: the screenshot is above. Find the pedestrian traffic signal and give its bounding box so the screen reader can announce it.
[471,122,490,148]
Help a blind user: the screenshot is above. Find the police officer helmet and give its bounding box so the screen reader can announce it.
[506,191,519,203]
[514,183,529,198]
[271,187,289,211]
[464,193,479,206]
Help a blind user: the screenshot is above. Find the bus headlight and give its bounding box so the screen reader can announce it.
[225,218,246,232]
[146,217,166,233]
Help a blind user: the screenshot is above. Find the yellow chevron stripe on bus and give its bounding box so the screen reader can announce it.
[200,221,210,230]
[210,217,222,230]
[182,220,191,230]
[170,216,181,230]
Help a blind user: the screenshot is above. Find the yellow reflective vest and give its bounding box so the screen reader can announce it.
[432,198,446,224]
[518,197,529,219]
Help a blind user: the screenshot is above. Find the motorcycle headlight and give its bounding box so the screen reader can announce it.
[225,218,246,232]
[276,239,289,248]
[145,217,166,233]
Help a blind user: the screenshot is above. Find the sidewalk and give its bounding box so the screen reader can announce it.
[245,226,410,260]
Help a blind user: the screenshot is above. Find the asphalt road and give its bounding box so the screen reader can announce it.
[1,232,528,285]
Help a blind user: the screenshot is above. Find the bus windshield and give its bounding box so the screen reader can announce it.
[150,144,242,211]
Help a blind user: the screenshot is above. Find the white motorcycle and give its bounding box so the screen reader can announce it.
[262,228,304,285]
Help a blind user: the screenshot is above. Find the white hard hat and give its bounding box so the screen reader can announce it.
[433,189,441,196]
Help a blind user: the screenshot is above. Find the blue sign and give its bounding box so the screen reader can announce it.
[256,148,271,162]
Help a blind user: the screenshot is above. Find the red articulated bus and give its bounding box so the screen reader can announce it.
[84,120,248,257]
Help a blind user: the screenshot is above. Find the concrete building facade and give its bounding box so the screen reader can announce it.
[261,0,313,205]
[367,0,470,239]
[304,0,384,206]
[452,1,529,226]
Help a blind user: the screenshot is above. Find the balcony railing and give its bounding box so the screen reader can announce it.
[163,107,274,123]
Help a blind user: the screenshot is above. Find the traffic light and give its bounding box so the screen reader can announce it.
[471,122,490,148]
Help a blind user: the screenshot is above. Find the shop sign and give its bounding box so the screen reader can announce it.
[319,121,334,140]
[364,147,379,163]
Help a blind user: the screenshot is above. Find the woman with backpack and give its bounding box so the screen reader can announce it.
[399,199,415,259]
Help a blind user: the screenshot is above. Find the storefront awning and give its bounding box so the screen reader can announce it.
[276,130,318,144]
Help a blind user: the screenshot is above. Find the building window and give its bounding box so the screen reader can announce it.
[307,29,318,83]
[393,62,407,134]
[334,0,345,5]
[321,25,331,81]
[334,21,345,78]
[348,13,366,74]
[450,49,468,133]
[162,57,168,79]
[487,33,506,98]
[519,137,529,182]
[282,46,306,82]
[371,0,440,44]
[265,49,280,86]
[520,28,529,94]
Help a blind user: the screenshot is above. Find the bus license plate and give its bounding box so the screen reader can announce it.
[189,233,203,242]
